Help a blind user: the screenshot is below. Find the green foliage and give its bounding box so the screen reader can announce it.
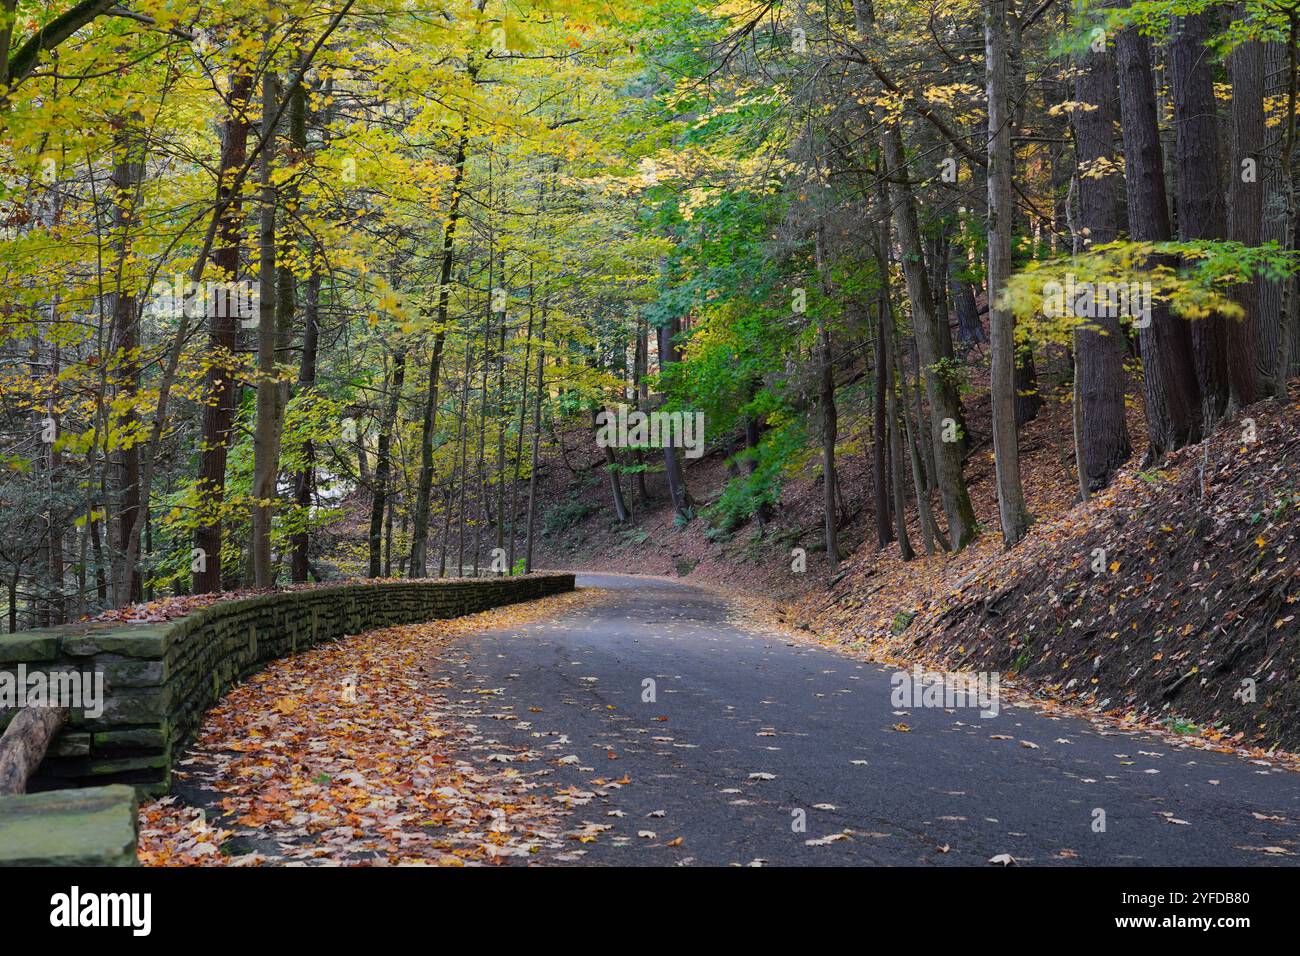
[621,526,650,546]
[1004,240,1299,346]
[544,496,596,536]
[703,419,804,534]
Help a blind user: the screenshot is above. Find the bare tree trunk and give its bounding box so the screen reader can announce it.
[193,72,254,594]
[893,324,946,554]
[1071,27,1132,491]
[290,266,320,583]
[632,319,651,507]
[409,123,471,577]
[986,0,1029,547]
[523,302,548,573]
[1271,19,1299,385]
[819,320,840,573]
[369,349,406,577]
[886,314,914,563]
[873,283,894,549]
[495,252,508,566]
[89,514,107,603]
[1258,36,1292,393]
[506,274,535,572]
[882,126,978,549]
[597,408,631,523]
[1116,28,1203,459]
[107,115,145,605]
[45,343,65,624]
[657,317,693,520]
[950,257,986,347]
[455,340,472,577]
[252,72,282,588]
[471,292,492,575]
[1227,5,1266,407]
[1170,11,1230,426]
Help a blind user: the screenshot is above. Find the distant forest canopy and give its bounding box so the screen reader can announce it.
[0,0,1296,629]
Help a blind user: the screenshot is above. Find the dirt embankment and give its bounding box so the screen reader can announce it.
[809,395,1300,752]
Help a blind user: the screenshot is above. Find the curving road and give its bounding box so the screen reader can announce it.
[444,573,1300,866]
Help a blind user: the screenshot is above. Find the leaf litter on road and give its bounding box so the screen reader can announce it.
[138,590,608,866]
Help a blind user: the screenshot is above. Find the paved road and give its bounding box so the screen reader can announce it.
[442,573,1300,866]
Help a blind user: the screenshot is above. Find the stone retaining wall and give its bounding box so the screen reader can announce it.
[0,574,575,794]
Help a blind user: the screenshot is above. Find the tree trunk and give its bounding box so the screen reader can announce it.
[880,126,977,548]
[885,306,914,563]
[950,257,986,346]
[597,408,631,523]
[89,514,107,603]
[1071,28,1132,491]
[1170,11,1230,426]
[494,252,508,565]
[1258,37,1292,394]
[873,276,893,549]
[632,320,652,507]
[819,320,840,573]
[193,72,254,594]
[454,340,472,577]
[1116,28,1203,459]
[893,322,947,554]
[107,115,145,606]
[657,317,693,520]
[507,274,536,573]
[1014,349,1041,426]
[290,267,321,583]
[369,349,406,577]
[1227,5,1266,407]
[409,124,471,578]
[252,72,282,589]
[985,0,1030,547]
[523,302,548,573]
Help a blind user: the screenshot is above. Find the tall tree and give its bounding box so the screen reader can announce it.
[1227,4,1266,406]
[107,116,145,604]
[409,122,471,578]
[657,315,693,521]
[1115,27,1202,459]
[985,0,1030,546]
[193,72,254,594]
[882,125,977,550]
[1070,25,1132,491]
[252,71,283,589]
[1169,10,1230,426]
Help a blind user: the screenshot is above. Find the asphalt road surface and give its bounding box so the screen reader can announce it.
[443,573,1300,866]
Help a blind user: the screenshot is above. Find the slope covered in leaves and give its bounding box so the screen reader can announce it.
[799,391,1300,753]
